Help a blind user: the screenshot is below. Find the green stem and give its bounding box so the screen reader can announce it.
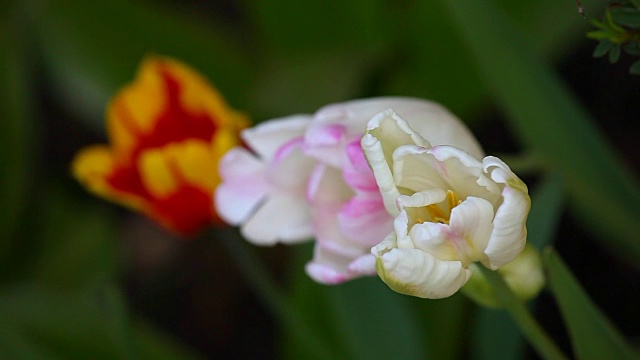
[478,265,568,360]
[214,229,336,360]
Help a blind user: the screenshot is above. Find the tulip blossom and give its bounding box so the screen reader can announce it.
[363,110,531,299]
[216,97,483,284]
[72,56,248,236]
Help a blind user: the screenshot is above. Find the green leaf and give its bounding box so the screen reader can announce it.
[472,308,524,360]
[419,294,472,360]
[0,284,134,359]
[326,278,428,360]
[527,173,565,250]
[609,44,622,63]
[611,7,640,29]
[0,3,34,257]
[280,245,350,360]
[623,41,640,55]
[630,60,640,74]
[443,0,640,265]
[281,245,427,360]
[26,182,119,289]
[593,40,614,57]
[543,249,637,360]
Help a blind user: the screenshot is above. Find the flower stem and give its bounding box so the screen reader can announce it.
[214,229,336,360]
[478,265,568,360]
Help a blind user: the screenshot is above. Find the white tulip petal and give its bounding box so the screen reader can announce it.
[306,262,349,285]
[316,97,463,139]
[397,189,446,208]
[448,197,495,262]
[427,146,501,201]
[376,248,471,299]
[484,185,530,269]
[392,146,448,192]
[392,210,411,243]
[338,196,392,247]
[347,254,377,275]
[483,156,529,193]
[312,202,366,258]
[371,232,398,257]
[303,123,348,167]
[215,148,269,224]
[365,109,432,154]
[408,222,457,261]
[268,138,316,190]
[306,164,353,204]
[305,244,369,285]
[241,193,313,245]
[242,115,311,159]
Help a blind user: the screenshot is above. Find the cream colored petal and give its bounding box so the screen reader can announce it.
[392,145,448,193]
[361,133,401,215]
[427,146,501,201]
[408,222,457,261]
[483,156,529,193]
[482,157,530,269]
[393,210,415,249]
[448,197,495,263]
[375,247,471,299]
[483,185,530,269]
[396,188,446,208]
[365,109,432,158]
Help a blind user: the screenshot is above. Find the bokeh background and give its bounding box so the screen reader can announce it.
[1,0,639,358]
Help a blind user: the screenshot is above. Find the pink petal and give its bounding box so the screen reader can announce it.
[215,148,269,224]
[338,196,393,247]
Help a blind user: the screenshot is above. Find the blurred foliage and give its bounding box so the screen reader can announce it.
[587,1,640,74]
[0,0,638,358]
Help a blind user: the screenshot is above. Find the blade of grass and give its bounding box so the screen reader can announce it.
[543,249,637,360]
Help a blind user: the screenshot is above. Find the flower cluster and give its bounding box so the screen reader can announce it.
[215,97,486,285]
[72,57,248,236]
[75,58,533,299]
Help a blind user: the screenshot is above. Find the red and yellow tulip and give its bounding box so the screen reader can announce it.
[72,56,249,236]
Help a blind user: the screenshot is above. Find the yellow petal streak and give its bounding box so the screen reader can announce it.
[138,139,222,198]
[108,60,165,154]
[173,140,218,190]
[423,190,461,224]
[139,148,180,198]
